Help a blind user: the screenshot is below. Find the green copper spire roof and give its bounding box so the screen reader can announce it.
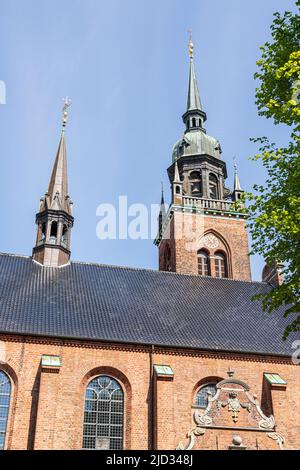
[187,58,202,112]
[186,36,202,112]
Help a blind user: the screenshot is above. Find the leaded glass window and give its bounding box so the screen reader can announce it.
[197,250,210,276]
[195,383,217,409]
[0,371,11,450]
[82,375,124,450]
[214,252,227,278]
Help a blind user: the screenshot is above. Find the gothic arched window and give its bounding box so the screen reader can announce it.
[0,371,11,450]
[195,383,217,409]
[189,171,202,196]
[197,250,210,276]
[214,252,227,278]
[209,174,219,200]
[82,375,124,450]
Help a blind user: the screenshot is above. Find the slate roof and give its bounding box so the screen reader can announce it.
[0,252,297,357]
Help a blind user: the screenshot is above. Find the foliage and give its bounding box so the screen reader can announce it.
[247,3,300,339]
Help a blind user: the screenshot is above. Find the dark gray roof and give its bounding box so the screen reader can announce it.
[0,253,296,356]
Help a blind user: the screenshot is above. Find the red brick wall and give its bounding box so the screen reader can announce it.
[0,335,299,450]
[159,211,251,281]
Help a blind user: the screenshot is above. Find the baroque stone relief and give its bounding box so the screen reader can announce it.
[176,370,285,450]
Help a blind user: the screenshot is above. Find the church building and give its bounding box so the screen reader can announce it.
[0,39,299,451]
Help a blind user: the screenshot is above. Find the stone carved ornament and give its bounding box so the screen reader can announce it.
[176,369,285,450]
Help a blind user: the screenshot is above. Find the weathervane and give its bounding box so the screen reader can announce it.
[62,96,72,129]
[188,29,194,59]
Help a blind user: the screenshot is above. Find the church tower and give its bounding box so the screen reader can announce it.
[32,98,74,267]
[155,38,251,281]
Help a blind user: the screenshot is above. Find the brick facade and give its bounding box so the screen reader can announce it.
[0,335,299,450]
[159,211,251,281]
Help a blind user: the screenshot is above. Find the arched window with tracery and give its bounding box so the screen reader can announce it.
[214,252,228,278]
[209,174,219,199]
[82,375,124,450]
[0,371,11,450]
[197,250,210,276]
[195,383,217,409]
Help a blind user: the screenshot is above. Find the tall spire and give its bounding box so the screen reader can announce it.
[173,159,180,183]
[182,32,206,131]
[32,98,74,267]
[186,33,202,112]
[45,97,72,214]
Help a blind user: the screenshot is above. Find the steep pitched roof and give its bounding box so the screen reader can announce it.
[186,58,202,112]
[0,253,296,356]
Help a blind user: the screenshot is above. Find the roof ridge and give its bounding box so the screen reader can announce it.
[0,251,30,259]
[0,251,266,286]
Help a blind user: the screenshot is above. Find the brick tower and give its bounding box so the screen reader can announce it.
[32,98,74,267]
[155,38,251,281]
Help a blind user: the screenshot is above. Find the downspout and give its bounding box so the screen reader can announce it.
[149,344,155,450]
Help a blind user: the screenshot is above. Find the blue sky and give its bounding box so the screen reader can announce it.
[0,0,297,280]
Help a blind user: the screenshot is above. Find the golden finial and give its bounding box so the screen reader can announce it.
[62,96,72,129]
[188,29,194,59]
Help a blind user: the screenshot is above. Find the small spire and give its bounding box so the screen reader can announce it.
[233,157,242,192]
[160,181,165,205]
[158,182,167,233]
[173,159,180,183]
[62,96,72,130]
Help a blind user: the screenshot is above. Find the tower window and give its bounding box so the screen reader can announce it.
[41,223,46,240]
[192,118,196,127]
[189,171,202,196]
[195,383,217,409]
[214,252,227,278]
[61,225,68,248]
[197,250,210,276]
[49,221,58,244]
[0,370,11,450]
[209,174,219,200]
[82,375,124,450]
